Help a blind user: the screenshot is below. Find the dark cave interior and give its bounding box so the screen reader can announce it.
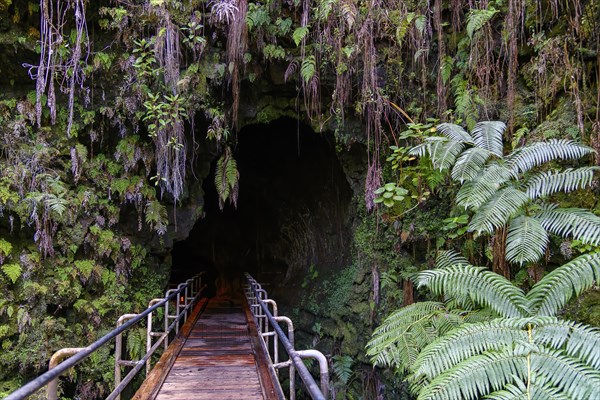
[170,117,353,295]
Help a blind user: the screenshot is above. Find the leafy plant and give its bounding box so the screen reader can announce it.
[1,264,21,284]
[411,121,600,269]
[367,250,600,399]
[214,146,239,210]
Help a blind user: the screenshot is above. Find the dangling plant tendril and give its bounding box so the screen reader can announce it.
[25,0,89,136]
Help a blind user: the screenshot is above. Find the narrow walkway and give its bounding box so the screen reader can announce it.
[140,296,279,400]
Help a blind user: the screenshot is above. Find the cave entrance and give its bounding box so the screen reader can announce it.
[170,117,353,296]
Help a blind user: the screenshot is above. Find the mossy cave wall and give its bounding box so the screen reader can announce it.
[0,0,599,398]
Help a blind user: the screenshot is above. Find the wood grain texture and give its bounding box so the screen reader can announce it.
[136,295,281,400]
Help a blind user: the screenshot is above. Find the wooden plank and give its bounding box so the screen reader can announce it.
[134,293,284,400]
[132,298,208,400]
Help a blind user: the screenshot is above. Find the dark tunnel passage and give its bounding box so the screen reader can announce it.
[170,117,353,296]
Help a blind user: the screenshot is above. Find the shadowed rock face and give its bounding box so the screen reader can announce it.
[171,117,353,294]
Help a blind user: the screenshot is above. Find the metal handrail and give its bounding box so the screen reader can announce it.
[245,273,329,400]
[5,273,205,400]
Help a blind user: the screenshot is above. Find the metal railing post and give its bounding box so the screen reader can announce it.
[244,273,328,400]
[115,314,139,400]
[47,348,86,400]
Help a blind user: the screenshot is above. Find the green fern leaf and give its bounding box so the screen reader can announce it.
[471,121,505,157]
[440,55,454,85]
[527,252,600,317]
[332,355,353,384]
[292,26,309,46]
[506,216,549,265]
[215,147,240,210]
[300,55,316,83]
[455,163,512,209]
[525,167,599,200]
[466,7,498,39]
[433,250,469,270]
[417,264,529,318]
[451,147,494,183]
[486,378,570,400]
[436,123,474,143]
[366,302,449,371]
[1,263,21,284]
[507,139,594,177]
[467,187,529,234]
[145,200,168,235]
[536,207,600,246]
[429,140,465,171]
[411,319,529,380]
[529,348,600,399]
[415,348,527,400]
[532,318,600,369]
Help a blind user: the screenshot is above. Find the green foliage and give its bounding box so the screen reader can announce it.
[373,183,408,208]
[300,55,317,84]
[332,354,354,384]
[466,7,498,39]
[214,146,239,210]
[145,200,168,235]
[412,121,600,265]
[1,264,21,284]
[369,250,600,399]
[293,26,310,46]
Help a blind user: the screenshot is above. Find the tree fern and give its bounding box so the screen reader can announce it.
[451,147,494,183]
[429,139,465,171]
[527,252,600,317]
[416,264,529,318]
[436,122,473,143]
[525,167,599,199]
[529,348,600,399]
[471,121,505,157]
[486,378,570,400]
[506,139,594,177]
[366,302,451,371]
[455,164,512,209]
[536,207,600,246]
[467,187,529,234]
[532,318,600,369]
[411,319,529,379]
[506,216,549,265]
[415,349,527,400]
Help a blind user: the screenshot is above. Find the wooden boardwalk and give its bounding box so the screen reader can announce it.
[135,296,281,400]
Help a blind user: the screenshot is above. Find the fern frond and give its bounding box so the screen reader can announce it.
[486,379,569,400]
[429,140,465,171]
[472,121,505,157]
[451,147,494,183]
[536,208,600,246]
[215,147,239,210]
[525,167,599,199]
[529,347,600,399]
[506,140,594,176]
[411,319,529,380]
[527,252,600,316]
[436,122,474,143]
[417,264,529,318]
[532,317,600,369]
[284,59,298,82]
[366,302,448,371]
[455,163,512,209]
[434,250,469,269]
[415,349,527,400]
[506,216,549,265]
[300,55,316,83]
[467,187,529,234]
[466,7,499,39]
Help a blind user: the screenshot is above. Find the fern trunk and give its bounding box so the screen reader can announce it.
[492,226,510,279]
